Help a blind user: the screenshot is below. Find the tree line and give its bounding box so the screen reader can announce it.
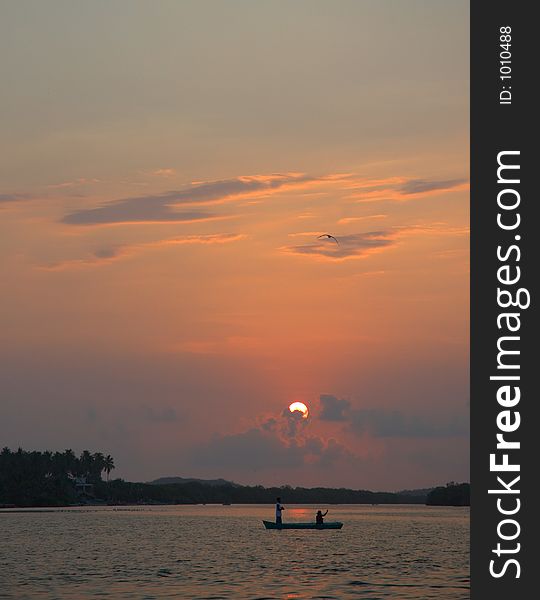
[426,482,470,506]
[0,447,114,507]
[0,447,469,508]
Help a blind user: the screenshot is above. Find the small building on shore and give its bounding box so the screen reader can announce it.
[73,477,94,497]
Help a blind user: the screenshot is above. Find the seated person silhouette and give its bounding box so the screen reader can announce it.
[316,509,328,525]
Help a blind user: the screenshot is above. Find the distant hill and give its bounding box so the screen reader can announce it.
[148,476,238,487]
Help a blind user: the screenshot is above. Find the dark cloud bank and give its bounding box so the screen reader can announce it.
[319,395,468,438]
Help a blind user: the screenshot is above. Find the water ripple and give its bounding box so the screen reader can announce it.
[0,504,469,599]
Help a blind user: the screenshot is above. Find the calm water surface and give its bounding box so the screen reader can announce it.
[0,504,469,599]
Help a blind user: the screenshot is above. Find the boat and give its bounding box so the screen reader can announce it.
[262,520,343,530]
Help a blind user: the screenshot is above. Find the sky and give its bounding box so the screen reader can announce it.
[0,0,469,491]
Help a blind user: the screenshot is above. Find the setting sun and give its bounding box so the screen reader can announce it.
[289,402,309,419]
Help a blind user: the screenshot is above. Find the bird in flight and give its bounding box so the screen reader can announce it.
[317,233,339,244]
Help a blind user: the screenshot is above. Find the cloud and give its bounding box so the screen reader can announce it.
[60,172,344,226]
[280,407,309,439]
[287,231,326,238]
[37,218,463,272]
[47,178,102,189]
[39,233,246,270]
[191,427,352,471]
[93,247,121,260]
[347,177,468,203]
[348,408,468,438]
[39,248,123,271]
[191,404,353,472]
[319,394,351,421]
[0,193,33,203]
[393,223,470,239]
[282,221,469,262]
[150,168,177,178]
[281,231,396,261]
[142,405,179,423]
[157,233,247,246]
[318,395,468,438]
[337,214,387,224]
[193,428,303,470]
[63,205,220,226]
[398,178,468,195]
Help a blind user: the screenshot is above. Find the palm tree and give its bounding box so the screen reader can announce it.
[80,450,93,480]
[92,452,106,482]
[104,455,115,482]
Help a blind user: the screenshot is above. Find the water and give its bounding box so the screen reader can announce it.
[0,504,469,599]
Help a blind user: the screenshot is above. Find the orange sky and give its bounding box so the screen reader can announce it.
[0,1,469,490]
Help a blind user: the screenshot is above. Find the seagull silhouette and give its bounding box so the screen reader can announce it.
[317,233,339,244]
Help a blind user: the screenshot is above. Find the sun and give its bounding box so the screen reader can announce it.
[289,401,309,419]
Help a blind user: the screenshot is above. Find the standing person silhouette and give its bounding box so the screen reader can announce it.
[275,497,285,525]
